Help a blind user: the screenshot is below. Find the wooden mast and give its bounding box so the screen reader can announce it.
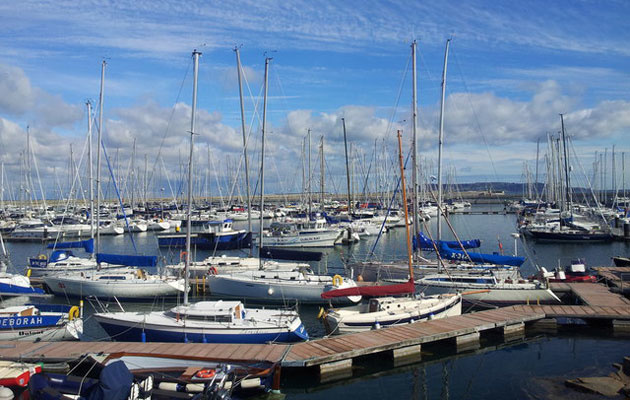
[397,130,414,281]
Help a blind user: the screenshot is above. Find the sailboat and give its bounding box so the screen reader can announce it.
[205,55,361,306]
[322,129,462,334]
[408,39,560,306]
[0,226,46,297]
[93,50,308,343]
[0,229,83,340]
[520,116,613,242]
[41,63,186,301]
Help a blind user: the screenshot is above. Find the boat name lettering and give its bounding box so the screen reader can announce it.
[1,316,44,327]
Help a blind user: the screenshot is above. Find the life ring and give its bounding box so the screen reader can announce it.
[180,251,188,262]
[195,369,216,379]
[332,274,343,286]
[37,254,47,260]
[208,266,218,275]
[68,306,80,321]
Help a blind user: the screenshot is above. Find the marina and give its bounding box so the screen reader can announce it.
[1,1,630,398]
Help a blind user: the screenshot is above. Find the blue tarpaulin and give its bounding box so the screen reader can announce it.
[96,253,157,267]
[47,238,94,253]
[437,242,525,267]
[413,232,480,252]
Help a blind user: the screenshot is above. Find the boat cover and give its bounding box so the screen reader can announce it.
[260,246,323,261]
[321,279,415,299]
[96,253,157,267]
[47,238,94,253]
[413,232,480,252]
[437,242,525,267]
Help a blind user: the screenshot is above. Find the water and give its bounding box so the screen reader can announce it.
[2,204,629,398]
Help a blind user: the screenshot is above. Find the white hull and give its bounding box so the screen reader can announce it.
[262,229,341,247]
[44,271,186,299]
[0,319,82,341]
[417,276,561,305]
[325,295,462,334]
[207,271,360,305]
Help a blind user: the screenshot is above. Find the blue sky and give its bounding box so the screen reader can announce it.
[0,0,629,200]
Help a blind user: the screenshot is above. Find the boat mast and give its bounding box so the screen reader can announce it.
[534,137,540,200]
[623,152,626,204]
[185,49,201,306]
[258,56,271,270]
[397,130,414,281]
[307,128,312,219]
[560,114,572,219]
[320,135,325,211]
[437,39,450,241]
[96,60,106,260]
[87,101,95,244]
[411,40,419,258]
[234,47,252,256]
[342,118,352,215]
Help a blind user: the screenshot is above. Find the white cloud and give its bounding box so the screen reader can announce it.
[0,64,35,115]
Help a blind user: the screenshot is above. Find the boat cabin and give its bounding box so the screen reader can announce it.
[170,301,246,323]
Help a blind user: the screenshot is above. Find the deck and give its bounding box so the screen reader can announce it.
[551,281,630,306]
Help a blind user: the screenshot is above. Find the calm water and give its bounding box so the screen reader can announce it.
[3,204,630,398]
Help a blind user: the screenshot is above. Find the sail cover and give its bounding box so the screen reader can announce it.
[437,242,525,267]
[260,246,323,261]
[413,232,480,252]
[321,279,415,299]
[96,253,157,267]
[47,238,94,253]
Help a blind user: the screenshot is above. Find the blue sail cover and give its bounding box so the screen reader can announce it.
[96,253,157,267]
[260,246,323,261]
[47,238,94,253]
[413,232,481,252]
[437,242,525,267]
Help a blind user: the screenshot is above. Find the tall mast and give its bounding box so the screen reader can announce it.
[307,128,312,218]
[411,40,420,255]
[320,135,324,211]
[0,162,4,214]
[131,138,136,212]
[144,153,148,208]
[436,39,450,241]
[560,114,571,218]
[534,137,540,199]
[184,49,201,306]
[86,101,94,242]
[396,130,414,280]
[234,47,252,256]
[611,144,617,205]
[342,118,352,215]
[96,60,106,259]
[258,57,271,270]
[623,152,626,204]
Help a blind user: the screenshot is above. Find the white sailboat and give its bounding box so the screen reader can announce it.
[41,63,185,300]
[205,56,361,305]
[93,50,308,343]
[322,127,462,334]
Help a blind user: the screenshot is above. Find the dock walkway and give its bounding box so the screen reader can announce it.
[551,282,630,307]
[1,300,629,377]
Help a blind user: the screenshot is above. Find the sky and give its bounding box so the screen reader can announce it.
[0,0,629,201]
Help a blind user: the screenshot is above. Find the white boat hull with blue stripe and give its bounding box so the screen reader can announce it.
[94,300,308,343]
[0,304,83,341]
[324,294,462,334]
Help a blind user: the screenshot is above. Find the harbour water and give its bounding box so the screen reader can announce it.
[3,204,630,398]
